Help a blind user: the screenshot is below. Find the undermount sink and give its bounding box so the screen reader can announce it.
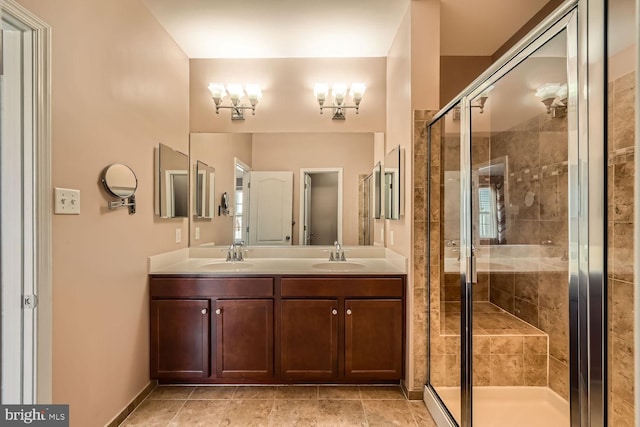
[312,262,366,271]
[204,262,255,271]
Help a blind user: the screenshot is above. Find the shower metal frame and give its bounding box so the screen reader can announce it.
[423,0,607,425]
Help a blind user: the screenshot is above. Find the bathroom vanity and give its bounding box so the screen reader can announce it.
[148,248,406,384]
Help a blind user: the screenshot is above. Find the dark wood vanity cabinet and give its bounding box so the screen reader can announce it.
[150,276,275,382]
[215,299,274,379]
[149,274,405,384]
[280,299,340,380]
[280,276,405,382]
[150,298,210,379]
[344,299,403,379]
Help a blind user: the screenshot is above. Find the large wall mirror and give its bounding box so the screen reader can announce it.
[155,143,189,218]
[189,132,382,247]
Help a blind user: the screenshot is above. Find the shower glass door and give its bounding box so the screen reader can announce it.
[424,3,599,426]
[427,102,463,425]
[467,20,575,426]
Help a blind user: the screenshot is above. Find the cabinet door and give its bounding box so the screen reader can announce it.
[280,299,339,380]
[215,299,274,379]
[345,299,403,380]
[150,299,210,379]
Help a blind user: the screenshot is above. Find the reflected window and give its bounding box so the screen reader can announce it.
[478,186,497,239]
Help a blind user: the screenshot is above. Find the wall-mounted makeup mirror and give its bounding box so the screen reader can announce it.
[101,163,137,214]
[195,161,215,219]
[384,145,404,220]
[155,143,189,218]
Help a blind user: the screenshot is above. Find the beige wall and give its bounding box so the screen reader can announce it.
[190,133,252,246]
[189,58,386,133]
[387,0,442,396]
[251,133,374,245]
[440,56,492,107]
[15,0,189,425]
[386,6,412,259]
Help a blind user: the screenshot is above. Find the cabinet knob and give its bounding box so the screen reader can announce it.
[346,309,352,315]
[215,308,221,315]
[332,309,338,315]
[201,308,207,315]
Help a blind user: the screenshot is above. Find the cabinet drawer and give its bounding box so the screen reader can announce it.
[150,277,274,298]
[280,277,404,297]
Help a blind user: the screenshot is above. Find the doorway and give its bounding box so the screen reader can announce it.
[299,169,343,245]
[0,0,51,404]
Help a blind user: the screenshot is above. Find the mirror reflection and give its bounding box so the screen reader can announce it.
[384,145,403,220]
[189,132,380,247]
[195,161,215,219]
[156,143,189,218]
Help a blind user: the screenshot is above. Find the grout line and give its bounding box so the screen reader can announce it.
[166,399,188,427]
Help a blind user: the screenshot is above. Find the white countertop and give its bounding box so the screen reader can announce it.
[148,246,407,276]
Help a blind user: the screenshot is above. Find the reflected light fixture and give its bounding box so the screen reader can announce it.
[208,83,262,120]
[314,82,366,120]
[535,83,567,118]
[471,85,494,113]
[452,85,493,120]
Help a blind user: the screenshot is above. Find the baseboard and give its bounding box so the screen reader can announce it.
[400,380,424,400]
[105,380,157,427]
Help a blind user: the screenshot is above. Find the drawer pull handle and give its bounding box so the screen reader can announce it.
[215,308,221,315]
[201,309,207,315]
[332,309,338,315]
[346,309,352,315]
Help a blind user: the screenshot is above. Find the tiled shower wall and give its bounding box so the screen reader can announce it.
[412,109,437,392]
[607,70,635,426]
[487,113,570,399]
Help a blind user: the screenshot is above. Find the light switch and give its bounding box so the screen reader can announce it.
[175,228,182,243]
[54,188,80,215]
[195,227,201,240]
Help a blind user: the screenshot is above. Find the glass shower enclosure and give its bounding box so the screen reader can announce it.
[424,1,611,425]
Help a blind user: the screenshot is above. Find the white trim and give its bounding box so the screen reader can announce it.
[0,0,52,404]
[298,168,343,245]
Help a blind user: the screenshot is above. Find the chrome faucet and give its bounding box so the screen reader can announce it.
[329,241,346,262]
[226,242,245,262]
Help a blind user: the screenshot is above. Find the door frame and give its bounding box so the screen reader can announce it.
[298,168,343,245]
[0,0,52,404]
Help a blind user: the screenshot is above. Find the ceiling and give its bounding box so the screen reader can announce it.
[142,0,552,59]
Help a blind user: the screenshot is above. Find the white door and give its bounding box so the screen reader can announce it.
[248,171,293,245]
[1,2,51,404]
[303,173,312,245]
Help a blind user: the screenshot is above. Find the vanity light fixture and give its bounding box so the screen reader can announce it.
[314,82,366,120]
[208,83,262,120]
[535,83,567,118]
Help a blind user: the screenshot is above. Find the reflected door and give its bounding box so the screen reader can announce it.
[247,171,293,245]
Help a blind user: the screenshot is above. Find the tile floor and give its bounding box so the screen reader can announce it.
[120,385,437,426]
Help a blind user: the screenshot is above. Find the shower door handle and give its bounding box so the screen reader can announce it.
[466,255,478,284]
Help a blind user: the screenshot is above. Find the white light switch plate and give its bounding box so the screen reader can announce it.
[54,188,80,214]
